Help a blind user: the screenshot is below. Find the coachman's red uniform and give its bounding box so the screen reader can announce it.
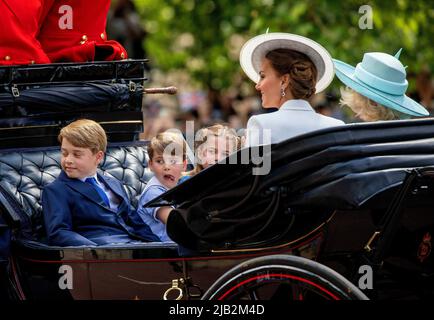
[0,0,54,65]
[38,0,128,62]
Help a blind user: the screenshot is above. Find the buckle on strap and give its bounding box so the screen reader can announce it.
[12,84,20,97]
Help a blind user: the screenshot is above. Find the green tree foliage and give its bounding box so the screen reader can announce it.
[134,0,434,91]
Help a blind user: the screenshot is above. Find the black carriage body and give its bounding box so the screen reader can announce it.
[152,118,434,299]
[0,142,325,300]
[1,61,434,300]
[11,240,323,300]
[2,120,434,299]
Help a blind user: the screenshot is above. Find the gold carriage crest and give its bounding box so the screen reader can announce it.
[417,232,432,263]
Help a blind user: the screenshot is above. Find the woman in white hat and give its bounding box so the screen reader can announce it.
[334,49,429,121]
[240,33,344,147]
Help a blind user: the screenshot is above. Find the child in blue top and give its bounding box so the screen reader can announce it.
[137,131,186,242]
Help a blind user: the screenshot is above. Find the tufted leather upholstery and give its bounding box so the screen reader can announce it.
[0,142,154,240]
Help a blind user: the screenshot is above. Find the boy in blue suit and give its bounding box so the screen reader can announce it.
[42,119,159,246]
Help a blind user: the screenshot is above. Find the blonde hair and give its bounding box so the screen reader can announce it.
[186,124,240,176]
[58,119,107,154]
[340,87,402,121]
[147,131,186,161]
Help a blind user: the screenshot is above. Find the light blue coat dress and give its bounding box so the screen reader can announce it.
[245,99,344,146]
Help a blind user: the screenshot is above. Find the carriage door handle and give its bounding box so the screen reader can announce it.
[163,279,184,300]
[364,231,381,253]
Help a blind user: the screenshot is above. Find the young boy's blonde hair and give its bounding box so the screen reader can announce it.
[58,119,107,153]
[340,87,404,121]
[147,131,186,161]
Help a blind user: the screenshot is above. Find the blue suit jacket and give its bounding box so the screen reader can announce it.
[42,171,159,246]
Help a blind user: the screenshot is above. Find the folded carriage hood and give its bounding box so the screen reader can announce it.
[0,60,148,149]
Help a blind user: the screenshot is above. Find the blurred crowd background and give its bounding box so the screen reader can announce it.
[106,0,434,140]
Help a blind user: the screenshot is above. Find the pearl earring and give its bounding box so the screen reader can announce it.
[281,87,286,97]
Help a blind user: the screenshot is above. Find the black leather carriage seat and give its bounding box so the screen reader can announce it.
[0,141,178,252]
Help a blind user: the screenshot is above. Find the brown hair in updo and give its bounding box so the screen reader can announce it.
[265,49,318,99]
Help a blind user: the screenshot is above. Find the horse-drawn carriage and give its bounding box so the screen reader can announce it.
[1,60,433,300]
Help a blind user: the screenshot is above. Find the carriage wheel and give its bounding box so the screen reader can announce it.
[201,254,368,300]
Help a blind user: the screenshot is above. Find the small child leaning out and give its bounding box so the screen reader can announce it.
[137,131,187,242]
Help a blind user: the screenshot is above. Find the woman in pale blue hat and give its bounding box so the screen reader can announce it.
[240,33,344,147]
[334,50,429,121]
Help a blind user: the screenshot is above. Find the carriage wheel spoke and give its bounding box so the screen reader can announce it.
[248,288,260,300]
[291,284,303,300]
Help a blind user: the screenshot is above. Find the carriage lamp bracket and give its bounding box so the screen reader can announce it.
[163,279,184,300]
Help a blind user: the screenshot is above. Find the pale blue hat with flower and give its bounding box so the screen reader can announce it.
[333,50,428,117]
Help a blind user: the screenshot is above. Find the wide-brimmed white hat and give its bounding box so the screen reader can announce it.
[240,32,335,93]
